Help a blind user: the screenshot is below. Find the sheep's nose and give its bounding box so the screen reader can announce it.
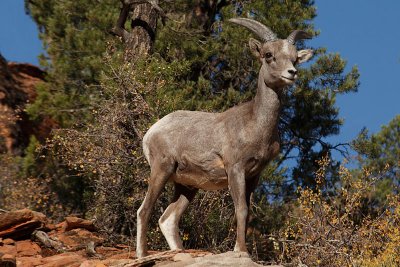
[288,69,297,76]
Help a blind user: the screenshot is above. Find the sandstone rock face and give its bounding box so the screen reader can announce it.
[0,53,56,155]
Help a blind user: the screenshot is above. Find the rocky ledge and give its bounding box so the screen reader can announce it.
[0,209,281,267]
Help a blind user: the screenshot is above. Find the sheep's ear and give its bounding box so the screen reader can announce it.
[297,49,314,64]
[249,38,262,58]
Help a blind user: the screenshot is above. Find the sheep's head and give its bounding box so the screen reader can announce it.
[229,18,314,89]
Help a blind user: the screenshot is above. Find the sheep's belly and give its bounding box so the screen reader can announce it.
[171,156,228,190]
[172,172,228,190]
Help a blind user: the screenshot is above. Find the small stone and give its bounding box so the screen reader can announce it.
[55,221,67,233]
[16,256,43,267]
[0,254,16,267]
[173,253,193,262]
[3,239,15,245]
[1,254,15,261]
[79,259,107,267]
[45,223,57,231]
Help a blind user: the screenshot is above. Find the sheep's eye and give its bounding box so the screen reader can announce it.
[265,52,273,58]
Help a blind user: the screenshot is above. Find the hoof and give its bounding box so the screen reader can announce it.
[233,243,249,255]
[234,251,250,258]
[136,250,148,259]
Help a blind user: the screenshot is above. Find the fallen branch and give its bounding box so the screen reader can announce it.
[123,250,182,267]
[0,208,9,213]
[111,0,132,41]
[32,230,65,251]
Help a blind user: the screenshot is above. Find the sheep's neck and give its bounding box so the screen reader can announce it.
[253,76,281,137]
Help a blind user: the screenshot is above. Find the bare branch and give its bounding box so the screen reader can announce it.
[0,208,9,213]
[127,0,166,21]
[111,1,132,41]
[33,230,65,251]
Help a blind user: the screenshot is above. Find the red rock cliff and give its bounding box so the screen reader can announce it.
[0,53,56,154]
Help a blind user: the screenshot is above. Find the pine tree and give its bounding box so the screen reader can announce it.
[353,115,399,207]
[25,0,120,126]
[354,115,399,179]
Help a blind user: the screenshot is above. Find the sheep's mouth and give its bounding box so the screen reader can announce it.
[281,76,295,81]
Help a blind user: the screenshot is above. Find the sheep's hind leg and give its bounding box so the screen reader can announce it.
[159,182,198,250]
[136,160,174,258]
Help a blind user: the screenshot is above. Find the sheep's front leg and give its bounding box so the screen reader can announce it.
[228,164,248,253]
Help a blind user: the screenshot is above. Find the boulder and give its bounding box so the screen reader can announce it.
[0,209,47,240]
[65,217,96,232]
[15,240,42,257]
[0,253,16,267]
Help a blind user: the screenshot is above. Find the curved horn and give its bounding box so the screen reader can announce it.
[287,30,312,45]
[228,18,277,42]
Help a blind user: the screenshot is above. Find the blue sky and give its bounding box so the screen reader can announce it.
[0,1,399,156]
[311,1,400,148]
[0,1,42,65]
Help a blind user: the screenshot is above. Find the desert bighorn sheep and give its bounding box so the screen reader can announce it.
[136,18,313,258]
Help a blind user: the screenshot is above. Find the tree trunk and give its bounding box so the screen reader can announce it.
[112,1,159,62]
[188,0,229,34]
[125,3,158,61]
